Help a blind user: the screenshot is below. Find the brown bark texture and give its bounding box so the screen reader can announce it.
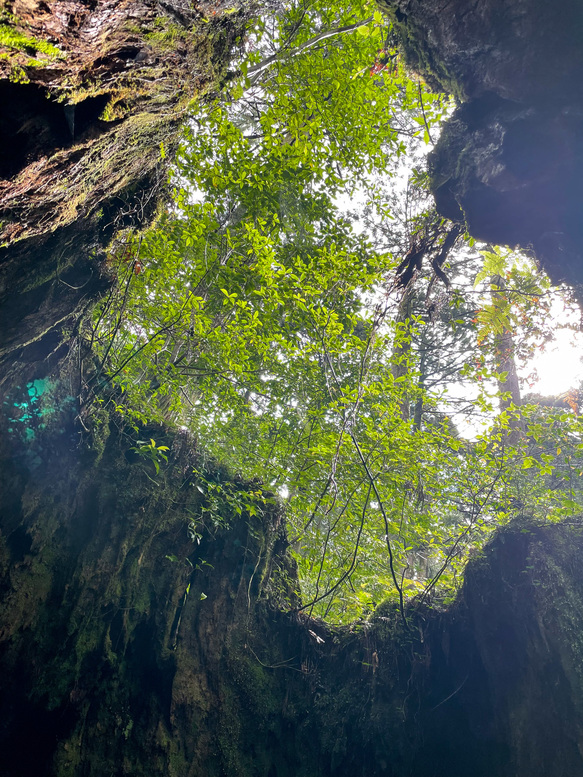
[0,0,246,369]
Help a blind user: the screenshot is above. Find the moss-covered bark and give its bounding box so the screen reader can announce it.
[381,0,583,296]
[0,0,248,368]
[0,372,300,776]
[3,369,583,777]
[0,0,243,245]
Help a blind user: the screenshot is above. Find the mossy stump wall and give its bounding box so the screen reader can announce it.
[0,0,248,369]
[2,375,583,776]
[382,0,583,295]
[3,1,583,774]
[0,376,301,776]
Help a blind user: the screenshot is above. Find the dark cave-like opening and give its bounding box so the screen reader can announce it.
[0,82,111,179]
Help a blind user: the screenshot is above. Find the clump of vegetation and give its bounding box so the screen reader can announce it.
[0,11,64,81]
[0,23,64,58]
[85,0,583,624]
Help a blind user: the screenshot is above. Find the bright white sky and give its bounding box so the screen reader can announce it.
[524,303,583,395]
[450,296,583,439]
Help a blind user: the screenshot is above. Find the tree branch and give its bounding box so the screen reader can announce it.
[245,16,373,87]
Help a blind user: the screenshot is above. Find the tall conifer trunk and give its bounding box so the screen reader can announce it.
[491,273,522,442]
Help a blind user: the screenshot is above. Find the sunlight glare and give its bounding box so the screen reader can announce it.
[523,298,583,396]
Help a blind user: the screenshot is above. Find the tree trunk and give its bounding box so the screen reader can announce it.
[391,284,414,422]
[491,273,522,443]
[2,369,583,776]
[0,0,247,372]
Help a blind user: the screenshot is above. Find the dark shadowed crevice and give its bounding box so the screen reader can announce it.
[0,82,70,179]
[5,525,32,562]
[0,83,113,180]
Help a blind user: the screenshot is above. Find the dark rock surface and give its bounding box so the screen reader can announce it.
[383,0,583,292]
